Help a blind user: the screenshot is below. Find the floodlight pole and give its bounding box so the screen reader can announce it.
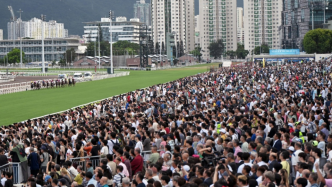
[41,14,46,73]
[109,10,113,74]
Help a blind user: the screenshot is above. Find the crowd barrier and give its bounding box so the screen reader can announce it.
[0,162,30,184]
[70,155,101,172]
[68,150,156,173]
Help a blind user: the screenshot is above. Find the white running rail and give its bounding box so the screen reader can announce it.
[0,72,130,95]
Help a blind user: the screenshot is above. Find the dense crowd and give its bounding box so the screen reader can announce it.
[2,60,332,187]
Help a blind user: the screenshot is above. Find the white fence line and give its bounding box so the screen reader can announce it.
[0,72,130,95]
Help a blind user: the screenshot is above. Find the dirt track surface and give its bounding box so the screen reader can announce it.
[0,76,57,85]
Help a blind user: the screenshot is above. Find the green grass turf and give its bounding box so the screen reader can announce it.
[0,63,218,125]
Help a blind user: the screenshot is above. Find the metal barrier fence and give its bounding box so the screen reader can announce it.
[0,162,30,184]
[70,156,101,172]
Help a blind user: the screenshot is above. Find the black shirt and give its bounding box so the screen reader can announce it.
[188,147,194,156]
[10,151,19,162]
[0,155,8,166]
[90,145,99,159]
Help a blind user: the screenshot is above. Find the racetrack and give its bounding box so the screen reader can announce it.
[0,63,221,125]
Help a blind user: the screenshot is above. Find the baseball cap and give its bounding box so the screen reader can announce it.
[220,129,226,134]
[44,175,51,183]
[288,146,295,152]
[183,165,190,172]
[135,134,141,139]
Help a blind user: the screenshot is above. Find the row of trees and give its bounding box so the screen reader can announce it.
[196,39,253,60]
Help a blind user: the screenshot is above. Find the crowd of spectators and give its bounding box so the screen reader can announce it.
[1,61,332,187]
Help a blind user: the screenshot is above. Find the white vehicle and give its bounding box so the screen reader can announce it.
[58,74,68,79]
[84,72,93,81]
[73,73,83,81]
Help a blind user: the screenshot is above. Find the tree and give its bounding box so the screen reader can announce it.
[303,28,332,53]
[190,47,202,62]
[208,39,224,59]
[65,48,77,64]
[51,60,56,67]
[85,41,110,56]
[7,48,25,64]
[112,40,139,55]
[226,50,236,59]
[236,44,249,59]
[254,44,269,55]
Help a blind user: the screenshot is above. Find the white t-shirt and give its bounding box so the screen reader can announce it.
[313,158,320,173]
[25,147,30,155]
[107,139,118,154]
[66,149,73,160]
[237,162,253,174]
[135,141,143,152]
[328,150,332,162]
[292,149,303,166]
[101,146,109,155]
[1,177,6,186]
[256,176,262,185]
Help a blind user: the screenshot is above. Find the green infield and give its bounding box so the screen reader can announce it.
[0,63,219,125]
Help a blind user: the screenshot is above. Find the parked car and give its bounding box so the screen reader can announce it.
[84,72,93,81]
[73,73,83,81]
[58,74,68,79]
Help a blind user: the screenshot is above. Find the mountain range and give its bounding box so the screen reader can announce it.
[0,0,243,39]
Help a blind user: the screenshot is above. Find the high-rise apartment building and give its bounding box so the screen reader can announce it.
[7,18,68,40]
[237,7,244,45]
[198,0,237,60]
[0,29,3,40]
[244,0,282,52]
[280,0,332,50]
[151,0,195,53]
[134,0,151,26]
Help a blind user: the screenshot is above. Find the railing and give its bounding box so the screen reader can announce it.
[0,72,130,95]
[0,162,30,184]
[70,156,101,172]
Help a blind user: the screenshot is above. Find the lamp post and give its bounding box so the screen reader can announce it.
[311,2,314,30]
[109,10,114,74]
[50,21,56,62]
[41,14,46,73]
[18,9,23,68]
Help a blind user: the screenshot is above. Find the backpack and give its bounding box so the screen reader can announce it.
[43,144,56,159]
[154,107,158,115]
[111,139,121,148]
[19,145,27,157]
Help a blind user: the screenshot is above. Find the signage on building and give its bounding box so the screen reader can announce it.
[269,49,300,55]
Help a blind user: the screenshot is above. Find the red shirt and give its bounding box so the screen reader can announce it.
[131,154,143,175]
